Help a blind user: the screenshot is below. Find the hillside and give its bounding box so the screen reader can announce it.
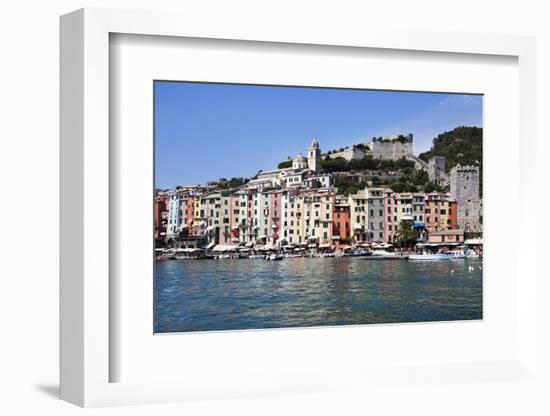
[275,126,482,196]
[418,126,482,172]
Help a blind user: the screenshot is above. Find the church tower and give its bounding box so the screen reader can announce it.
[307,137,321,173]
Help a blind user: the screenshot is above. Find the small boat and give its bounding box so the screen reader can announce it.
[247,254,264,259]
[409,252,453,261]
[267,254,284,261]
[156,249,177,260]
[465,249,480,258]
[449,250,466,259]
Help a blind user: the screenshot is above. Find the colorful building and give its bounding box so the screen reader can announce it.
[366,187,385,242]
[425,192,457,232]
[348,190,368,242]
[154,192,168,242]
[332,197,350,250]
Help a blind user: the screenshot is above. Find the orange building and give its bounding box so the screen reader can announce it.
[425,193,457,232]
[332,200,350,250]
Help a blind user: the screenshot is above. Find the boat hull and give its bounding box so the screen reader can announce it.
[409,253,453,261]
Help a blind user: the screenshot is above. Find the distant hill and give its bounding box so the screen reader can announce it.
[418,126,482,172]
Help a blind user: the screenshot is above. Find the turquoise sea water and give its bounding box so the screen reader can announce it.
[154,257,482,333]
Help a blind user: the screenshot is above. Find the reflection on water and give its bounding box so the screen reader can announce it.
[154,257,482,333]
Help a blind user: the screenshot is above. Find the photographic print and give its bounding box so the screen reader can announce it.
[154,81,483,334]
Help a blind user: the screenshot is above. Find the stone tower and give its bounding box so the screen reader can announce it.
[428,156,446,184]
[450,164,481,233]
[307,137,321,173]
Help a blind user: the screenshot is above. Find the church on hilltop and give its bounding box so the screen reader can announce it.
[292,137,321,173]
[250,137,326,189]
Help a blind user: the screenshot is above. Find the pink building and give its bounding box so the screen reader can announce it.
[268,191,282,245]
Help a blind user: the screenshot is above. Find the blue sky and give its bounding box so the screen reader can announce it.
[155,81,482,189]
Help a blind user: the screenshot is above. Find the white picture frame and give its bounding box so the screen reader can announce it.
[60,7,538,407]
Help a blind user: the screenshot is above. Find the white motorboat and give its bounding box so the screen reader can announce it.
[267,254,284,261]
[448,250,466,259]
[371,249,397,257]
[409,252,453,261]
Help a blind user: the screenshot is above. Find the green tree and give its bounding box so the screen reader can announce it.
[418,126,482,175]
[424,181,446,193]
[277,160,292,169]
[395,220,415,248]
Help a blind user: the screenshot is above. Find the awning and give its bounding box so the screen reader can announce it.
[465,238,483,245]
[424,242,461,246]
[245,241,255,247]
[213,244,239,252]
[204,242,215,249]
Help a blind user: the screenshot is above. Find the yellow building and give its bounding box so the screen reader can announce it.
[348,189,368,242]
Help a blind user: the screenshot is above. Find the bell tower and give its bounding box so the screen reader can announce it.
[307,137,321,173]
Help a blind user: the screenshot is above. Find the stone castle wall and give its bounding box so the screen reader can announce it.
[370,134,414,161]
[322,134,414,162]
[327,147,366,161]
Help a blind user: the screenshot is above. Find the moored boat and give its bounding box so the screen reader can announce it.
[345,251,372,257]
[409,252,453,261]
[371,249,397,257]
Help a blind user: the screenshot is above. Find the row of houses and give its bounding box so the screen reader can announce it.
[155,186,466,250]
[154,137,481,250]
